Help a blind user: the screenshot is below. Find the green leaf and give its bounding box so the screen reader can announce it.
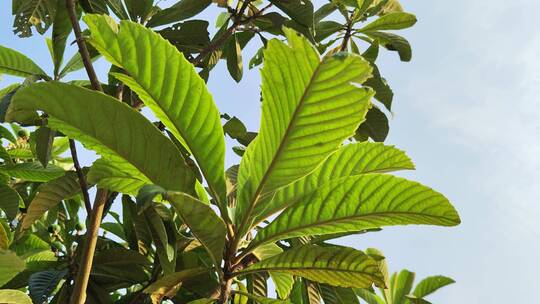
[88,157,149,195]
[0,221,9,250]
[234,282,249,304]
[253,142,414,223]
[359,12,416,32]
[391,270,415,304]
[58,47,101,79]
[0,123,17,144]
[124,0,154,21]
[0,290,32,304]
[187,299,216,304]
[144,207,176,274]
[238,245,384,288]
[0,45,47,78]
[354,288,385,304]
[0,184,22,220]
[412,275,455,298]
[166,192,227,267]
[28,270,67,304]
[355,106,389,142]
[226,33,244,82]
[315,21,343,42]
[0,145,13,165]
[235,28,373,234]
[234,290,291,304]
[270,0,314,28]
[0,250,26,286]
[12,0,56,37]
[365,64,393,111]
[147,0,212,27]
[22,171,81,229]
[84,15,226,203]
[364,31,412,62]
[314,3,337,22]
[319,284,359,304]
[0,162,65,182]
[7,82,195,192]
[143,268,207,302]
[250,174,460,250]
[34,126,55,168]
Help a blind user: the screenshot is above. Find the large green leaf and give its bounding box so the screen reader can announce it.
[253,142,414,223]
[7,82,195,192]
[249,174,460,250]
[143,268,207,303]
[0,250,26,286]
[238,245,384,288]
[28,270,67,304]
[359,12,417,32]
[22,171,81,229]
[0,290,32,304]
[0,162,65,182]
[0,45,47,78]
[412,276,455,298]
[235,28,373,234]
[166,192,227,267]
[0,184,22,220]
[84,14,226,203]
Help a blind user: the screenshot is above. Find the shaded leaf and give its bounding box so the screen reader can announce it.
[144,268,208,303]
[0,45,47,78]
[0,184,22,220]
[0,250,26,286]
[28,270,67,304]
[12,0,56,37]
[355,106,389,142]
[147,0,212,27]
[0,162,65,182]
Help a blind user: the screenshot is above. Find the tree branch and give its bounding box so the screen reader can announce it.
[192,2,272,65]
[69,139,91,214]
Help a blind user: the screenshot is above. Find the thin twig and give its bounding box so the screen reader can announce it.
[192,2,272,65]
[69,139,91,214]
[340,19,353,52]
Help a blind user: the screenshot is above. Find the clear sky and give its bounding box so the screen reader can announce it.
[1,1,539,303]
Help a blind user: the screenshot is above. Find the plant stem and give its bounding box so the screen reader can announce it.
[340,19,353,52]
[69,188,108,304]
[65,1,108,303]
[66,0,102,92]
[69,139,92,214]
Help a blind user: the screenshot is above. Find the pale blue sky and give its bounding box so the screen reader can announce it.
[2,1,539,303]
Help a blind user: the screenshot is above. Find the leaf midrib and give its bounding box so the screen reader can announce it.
[239,56,324,234]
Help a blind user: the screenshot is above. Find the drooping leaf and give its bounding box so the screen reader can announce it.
[235,28,373,234]
[58,46,101,79]
[270,0,314,28]
[84,15,226,203]
[7,82,196,192]
[124,0,154,21]
[0,184,22,220]
[28,270,67,304]
[319,284,359,304]
[0,289,32,304]
[34,126,55,167]
[0,45,47,78]
[0,162,65,182]
[364,31,412,62]
[238,245,384,288]
[412,276,455,298]
[359,12,417,32]
[0,250,26,286]
[226,33,244,82]
[234,290,291,304]
[364,64,393,111]
[144,207,176,274]
[250,174,460,250]
[12,0,56,37]
[166,192,227,267]
[147,0,212,27]
[22,171,81,229]
[0,123,17,144]
[253,142,414,223]
[144,268,207,303]
[354,288,385,304]
[355,106,389,142]
[51,0,76,77]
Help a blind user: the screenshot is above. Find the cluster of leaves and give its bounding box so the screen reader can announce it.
[0,0,459,303]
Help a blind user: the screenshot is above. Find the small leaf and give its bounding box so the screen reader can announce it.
[12,0,56,37]
[359,12,416,32]
[365,31,412,61]
[34,126,55,168]
[412,275,455,298]
[226,33,244,82]
[51,0,76,77]
[238,245,384,288]
[355,106,389,142]
[0,290,32,304]
[270,0,314,28]
[364,64,393,111]
[147,0,212,27]
[391,269,415,304]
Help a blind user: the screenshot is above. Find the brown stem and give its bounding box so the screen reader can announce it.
[69,139,91,214]
[218,278,233,304]
[66,0,102,92]
[192,2,271,65]
[69,188,108,304]
[340,20,353,52]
